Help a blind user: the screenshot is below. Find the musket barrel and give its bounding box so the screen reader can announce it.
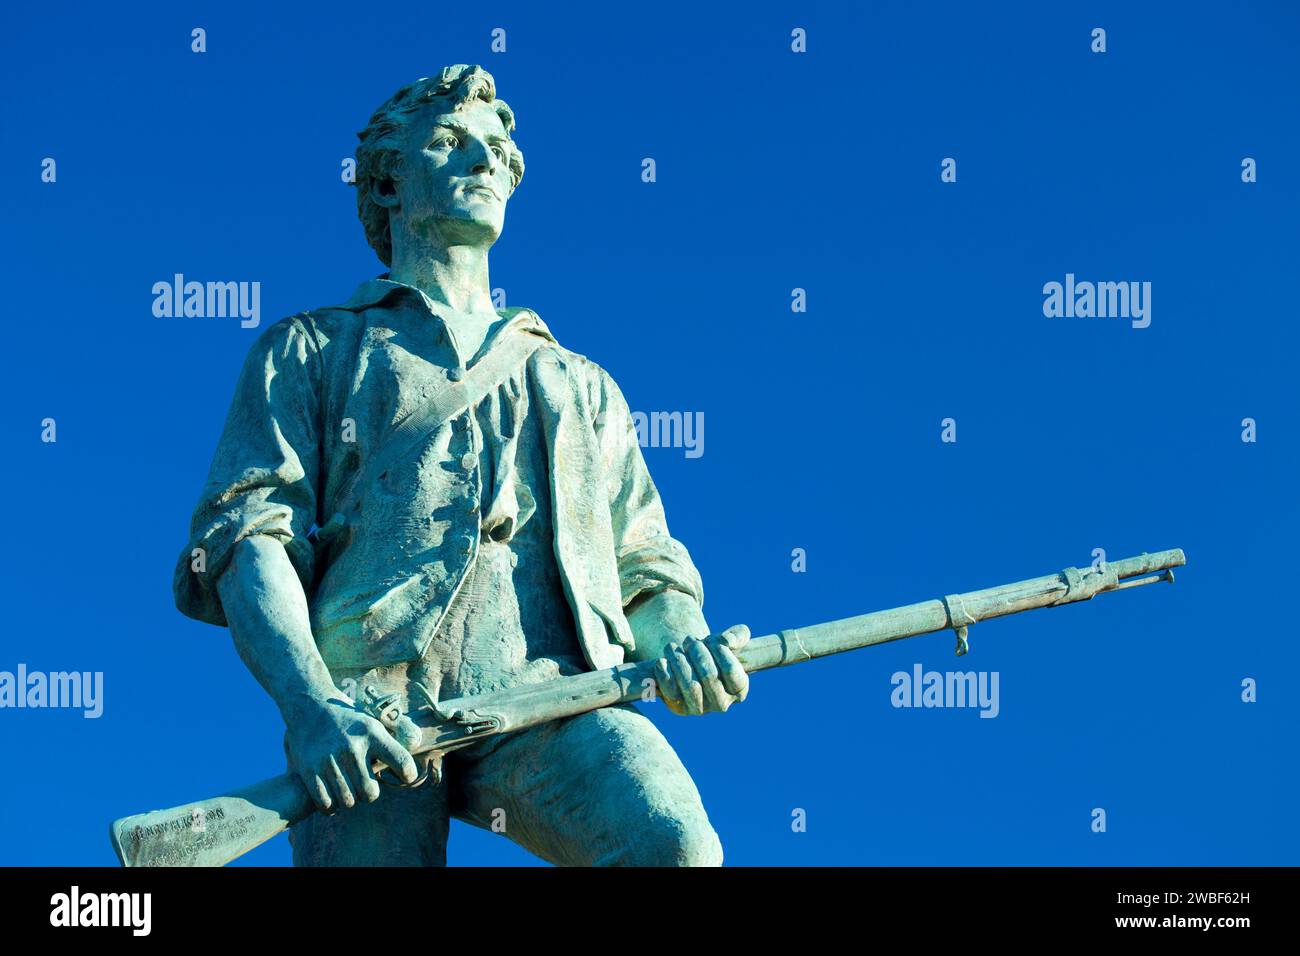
[736,548,1186,674]
[737,601,949,673]
[1107,549,1185,578]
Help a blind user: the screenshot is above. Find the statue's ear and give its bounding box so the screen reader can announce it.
[369,176,400,210]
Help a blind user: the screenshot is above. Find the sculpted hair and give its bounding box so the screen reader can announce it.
[354,64,525,266]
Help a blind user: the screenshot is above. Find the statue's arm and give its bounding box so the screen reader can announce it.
[216,535,419,810]
[217,535,338,723]
[173,316,323,628]
[591,367,750,713]
[176,316,416,807]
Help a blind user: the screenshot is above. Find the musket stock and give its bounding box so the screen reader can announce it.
[110,548,1184,867]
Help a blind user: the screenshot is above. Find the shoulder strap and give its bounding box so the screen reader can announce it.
[320,325,550,534]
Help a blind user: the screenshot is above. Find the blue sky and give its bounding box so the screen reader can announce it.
[1,0,1295,865]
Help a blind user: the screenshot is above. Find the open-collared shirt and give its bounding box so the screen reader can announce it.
[174,277,704,677]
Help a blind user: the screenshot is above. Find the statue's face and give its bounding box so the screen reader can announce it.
[391,98,513,247]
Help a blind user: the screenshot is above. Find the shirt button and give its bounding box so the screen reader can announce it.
[461,453,476,470]
[448,367,465,382]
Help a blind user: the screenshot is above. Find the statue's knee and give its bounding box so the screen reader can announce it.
[619,816,722,867]
[679,822,723,867]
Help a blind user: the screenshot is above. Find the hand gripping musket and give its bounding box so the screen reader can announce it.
[110,548,1184,867]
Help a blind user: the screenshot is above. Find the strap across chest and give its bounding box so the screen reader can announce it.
[316,319,551,541]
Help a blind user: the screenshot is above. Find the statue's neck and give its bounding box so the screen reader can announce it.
[389,236,496,317]
[388,238,500,360]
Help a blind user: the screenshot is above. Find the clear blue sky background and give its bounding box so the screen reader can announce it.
[1,0,1295,865]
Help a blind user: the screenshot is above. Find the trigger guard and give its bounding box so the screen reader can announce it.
[358,685,435,789]
[378,751,443,789]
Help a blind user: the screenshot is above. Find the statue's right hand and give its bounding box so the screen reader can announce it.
[284,697,420,812]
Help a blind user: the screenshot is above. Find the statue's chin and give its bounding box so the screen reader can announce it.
[425,211,504,246]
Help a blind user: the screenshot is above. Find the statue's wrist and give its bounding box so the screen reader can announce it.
[278,684,343,724]
[626,588,709,661]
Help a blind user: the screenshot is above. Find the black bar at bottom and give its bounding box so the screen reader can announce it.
[0,866,1278,940]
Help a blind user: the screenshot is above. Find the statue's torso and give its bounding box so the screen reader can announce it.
[334,367,587,707]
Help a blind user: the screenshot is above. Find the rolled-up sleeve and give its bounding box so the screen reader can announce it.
[173,315,322,626]
[593,369,704,611]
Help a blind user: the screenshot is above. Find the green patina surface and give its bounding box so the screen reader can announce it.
[164,65,749,867]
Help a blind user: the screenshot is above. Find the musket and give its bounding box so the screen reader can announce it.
[110,548,1184,867]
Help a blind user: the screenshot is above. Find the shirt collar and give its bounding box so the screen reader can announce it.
[334,275,555,343]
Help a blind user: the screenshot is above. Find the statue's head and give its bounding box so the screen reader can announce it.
[355,65,524,266]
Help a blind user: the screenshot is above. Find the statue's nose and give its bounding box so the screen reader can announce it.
[466,137,497,176]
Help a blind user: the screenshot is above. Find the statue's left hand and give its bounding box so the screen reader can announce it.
[653,624,750,715]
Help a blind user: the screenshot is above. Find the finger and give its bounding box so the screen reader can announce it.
[348,746,382,803]
[684,636,728,712]
[668,644,704,715]
[718,623,751,650]
[303,773,333,813]
[324,755,355,809]
[712,643,750,701]
[340,743,378,803]
[368,724,420,785]
[653,657,683,708]
[654,658,690,716]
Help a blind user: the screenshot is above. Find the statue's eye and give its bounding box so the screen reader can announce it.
[431,134,458,150]
[491,145,507,164]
